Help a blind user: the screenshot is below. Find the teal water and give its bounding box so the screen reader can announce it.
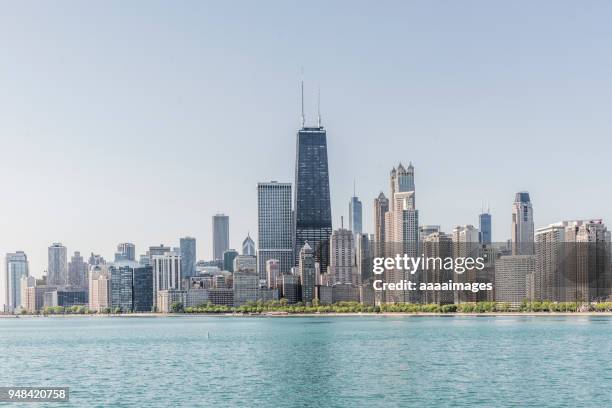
[1,316,611,407]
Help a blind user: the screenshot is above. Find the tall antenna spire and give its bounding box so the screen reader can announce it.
[300,68,305,128]
[317,85,321,127]
[353,179,356,197]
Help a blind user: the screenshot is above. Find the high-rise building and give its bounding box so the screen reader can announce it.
[152,250,182,309]
[385,187,419,303]
[479,211,492,245]
[495,255,536,308]
[298,243,316,304]
[88,253,106,266]
[180,237,197,278]
[575,220,610,302]
[349,192,363,234]
[373,192,389,258]
[108,261,154,313]
[265,259,280,289]
[355,233,373,283]
[5,251,29,313]
[223,249,239,273]
[293,106,332,274]
[115,243,136,262]
[89,265,110,312]
[422,232,454,305]
[534,222,568,302]
[257,182,294,279]
[67,251,88,289]
[512,192,534,255]
[48,243,67,286]
[213,214,230,261]
[452,225,481,303]
[329,227,358,285]
[242,234,256,256]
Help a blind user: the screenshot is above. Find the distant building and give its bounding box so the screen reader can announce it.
[281,274,300,304]
[373,192,389,258]
[115,243,136,262]
[5,251,29,313]
[422,232,454,305]
[48,243,67,286]
[495,255,536,308]
[355,233,373,283]
[108,261,154,313]
[223,249,239,273]
[233,272,258,306]
[257,181,294,279]
[265,259,280,289]
[233,255,256,275]
[479,212,492,245]
[349,195,363,234]
[180,237,197,278]
[152,250,182,309]
[213,214,230,261]
[329,227,358,285]
[319,284,360,305]
[298,243,316,304]
[89,265,111,312]
[512,192,534,255]
[67,251,88,289]
[44,289,88,308]
[242,234,256,256]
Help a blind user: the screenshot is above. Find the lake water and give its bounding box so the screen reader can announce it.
[1,316,611,407]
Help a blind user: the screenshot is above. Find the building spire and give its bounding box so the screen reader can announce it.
[317,85,321,128]
[300,68,305,128]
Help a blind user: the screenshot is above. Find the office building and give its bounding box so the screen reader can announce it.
[512,192,535,255]
[213,214,230,261]
[298,243,316,304]
[67,251,88,289]
[89,265,111,312]
[495,255,536,308]
[265,259,280,289]
[234,255,256,274]
[373,192,389,258]
[329,227,357,285]
[349,193,362,234]
[180,237,197,278]
[479,211,492,245]
[48,243,67,286]
[293,105,332,274]
[233,272,258,306]
[152,250,182,309]
[257,181,294,279]
[5,251,29,313]
[223,249,239,272]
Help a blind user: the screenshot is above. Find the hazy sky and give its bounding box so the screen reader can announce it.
[2,1,612,302]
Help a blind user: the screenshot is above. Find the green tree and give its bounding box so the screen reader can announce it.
[170,302,184,313]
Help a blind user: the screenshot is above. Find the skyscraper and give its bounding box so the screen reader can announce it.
[242,234,256,256]
[67,251,88,289]
[385,163,419,303]
[213,214,230,261]
[349,187,363,234]
[479,211,492,245]
[48,243,67,286]
[373,192,389,257]
[5,251,29,313]
[152,250,182,309]
[329,227,358,285]
[257,182,293,279]
[293,100,332,272]
[512,192,534,255]
[298,242,316,304]
[180,237,197,278]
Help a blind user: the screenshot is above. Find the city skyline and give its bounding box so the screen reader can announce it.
[2,1,612,296]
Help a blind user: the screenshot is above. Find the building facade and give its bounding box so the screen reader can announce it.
[213,214,230,261]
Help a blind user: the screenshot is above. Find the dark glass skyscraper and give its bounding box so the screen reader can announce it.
[294,125,332,272]
[479,212,492,244]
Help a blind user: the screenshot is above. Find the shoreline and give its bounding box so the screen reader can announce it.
[3,311,612,319]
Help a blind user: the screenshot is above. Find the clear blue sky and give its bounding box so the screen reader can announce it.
[1,1,611,290]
